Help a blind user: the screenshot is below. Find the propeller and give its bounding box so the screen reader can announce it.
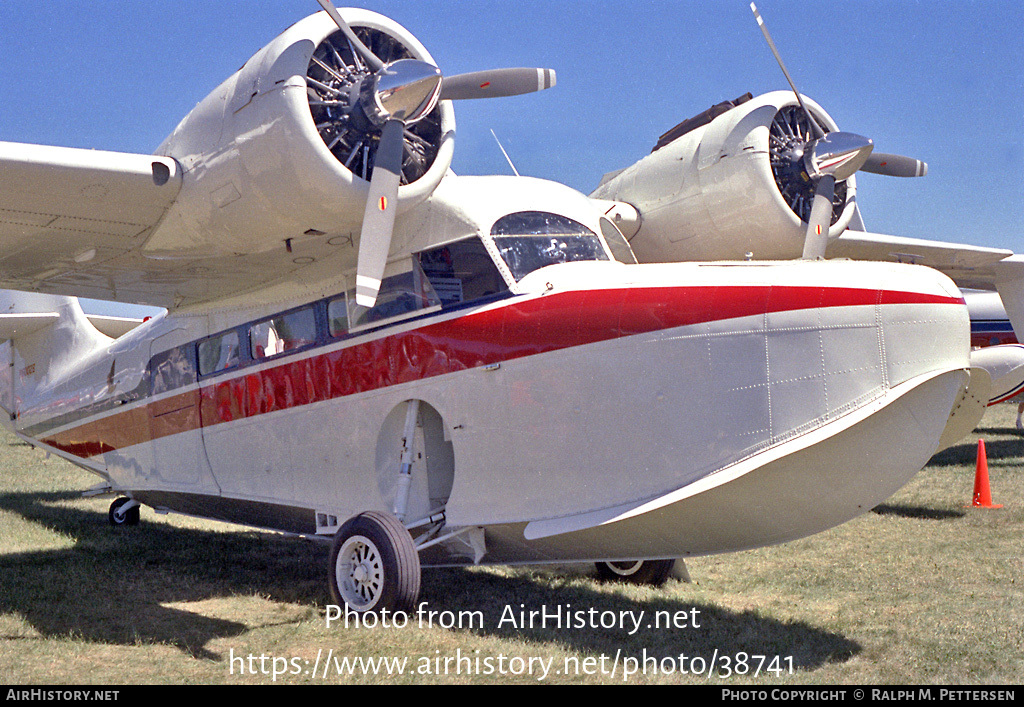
[750,3,927,259]
[315,0,557,307]
[863,153,928,178]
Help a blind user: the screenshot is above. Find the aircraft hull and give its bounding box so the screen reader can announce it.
[16,260,969,564]
[479,367,966,564]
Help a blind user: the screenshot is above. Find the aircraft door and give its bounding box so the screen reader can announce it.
[147,331,219,492]
[196,310,319,507]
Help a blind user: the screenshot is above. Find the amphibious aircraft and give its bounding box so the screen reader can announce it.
[0,3,984,612]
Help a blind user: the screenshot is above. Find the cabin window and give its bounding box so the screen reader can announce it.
[417,237,509,306]
[198,331,240,376]
[250,306,317,359]
[346,260,441,331]
[599,217,638,264]
[150,344,196,394]
[490,211,608,281]
[327,296,349,337]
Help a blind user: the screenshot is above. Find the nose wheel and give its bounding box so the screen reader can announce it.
[329,511,420,614]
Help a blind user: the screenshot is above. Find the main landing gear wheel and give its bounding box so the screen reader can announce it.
[595,559,675,586]
[329,511,421,614]
[108,497,139,526]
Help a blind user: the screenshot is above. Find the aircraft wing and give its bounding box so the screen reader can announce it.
[0,141,183,304]
[0,141,353,310]
[826,231,1013,291]
[830,233,1024,346]
[0,141,181,252]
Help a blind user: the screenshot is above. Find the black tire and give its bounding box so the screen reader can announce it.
[108,497,140,526]
[329,511,421,614]
[595,559,675,586]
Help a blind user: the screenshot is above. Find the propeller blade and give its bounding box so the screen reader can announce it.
[862,153,928,177]
[750,3,825,139]
[355,118,405,308]
[439,68,556,101]
[315,0,385,73]
[802,174,836,260]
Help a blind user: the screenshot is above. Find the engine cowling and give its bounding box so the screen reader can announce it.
[144,9,455,258]
[591,91,857,263]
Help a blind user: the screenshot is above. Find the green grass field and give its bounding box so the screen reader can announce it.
[1,405,1021,685]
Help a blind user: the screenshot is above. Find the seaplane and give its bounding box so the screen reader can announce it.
[0,2,991,613]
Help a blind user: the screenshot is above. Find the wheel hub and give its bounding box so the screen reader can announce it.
[337,537,383,608]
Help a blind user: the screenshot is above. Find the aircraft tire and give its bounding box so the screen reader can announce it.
[329,511,421,614]
[595,559,675,586]
[108,497,140,526]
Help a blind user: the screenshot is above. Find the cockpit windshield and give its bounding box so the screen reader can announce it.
[490,211,608,281]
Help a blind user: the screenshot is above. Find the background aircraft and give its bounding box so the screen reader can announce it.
[965,290,1024,429]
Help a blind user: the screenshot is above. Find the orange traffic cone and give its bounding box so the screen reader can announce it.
[970,439,1002,509]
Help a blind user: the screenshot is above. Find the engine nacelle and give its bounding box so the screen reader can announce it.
[591,91,857,263]
[144,9,455,258]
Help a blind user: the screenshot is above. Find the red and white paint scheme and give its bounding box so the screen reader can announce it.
[0,5,992,612]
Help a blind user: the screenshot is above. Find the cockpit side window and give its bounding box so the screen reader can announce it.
[490,211,608,281]
[345,259,442,331]
[417,237,509,307]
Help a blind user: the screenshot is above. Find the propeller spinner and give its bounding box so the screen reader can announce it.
[750,3,927,259]
[315,0,557,307]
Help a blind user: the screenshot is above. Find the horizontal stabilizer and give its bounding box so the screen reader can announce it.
[84,315,145,339]
[0,313,59,340]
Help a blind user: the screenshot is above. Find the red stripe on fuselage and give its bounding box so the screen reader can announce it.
[37,284,963,458]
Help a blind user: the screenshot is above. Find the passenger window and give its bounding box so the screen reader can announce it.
[250,307,316,359]
[417,237,509,306]
[198,331,240,376]
[327,296,349,337]
[151,344,196,393]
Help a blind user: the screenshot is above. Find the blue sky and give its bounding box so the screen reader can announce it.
[0,0,1020,259]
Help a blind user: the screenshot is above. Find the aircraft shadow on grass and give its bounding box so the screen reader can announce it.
[928,437,1023,469]
[0,488,860,669]
[870,504,964,521]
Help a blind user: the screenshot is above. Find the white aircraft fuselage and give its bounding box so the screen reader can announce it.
[4,251,970,566]
[0,6,983,610]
